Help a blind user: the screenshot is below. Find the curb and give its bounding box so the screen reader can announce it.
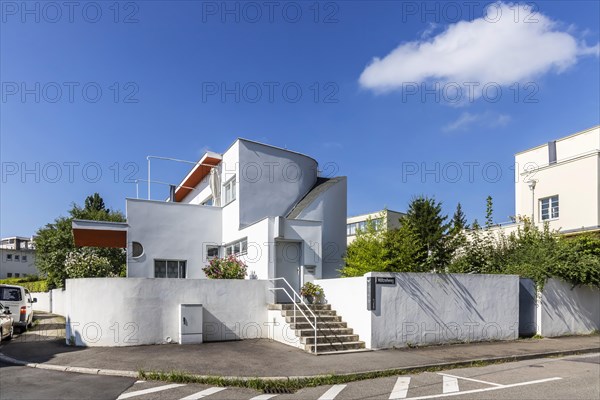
[1,347,598,382]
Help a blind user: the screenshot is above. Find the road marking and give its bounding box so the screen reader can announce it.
[116,383,186,399]
[390,377,411,399]
[404,377,562,400]
[442,376,459,393]
[179,387,227,399]
[249,395,278,400]
[437,372,503,387]
[318,384,347,399]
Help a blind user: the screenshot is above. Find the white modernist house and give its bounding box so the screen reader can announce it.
[0,236,37,279]
[493,125,600,236]
[73,139,347,294]
[346,209,405,244]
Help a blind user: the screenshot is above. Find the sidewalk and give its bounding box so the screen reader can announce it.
[1,313,598,379]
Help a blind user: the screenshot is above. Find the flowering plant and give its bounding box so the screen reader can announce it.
[202,255,247,279]
[300,282,324,301]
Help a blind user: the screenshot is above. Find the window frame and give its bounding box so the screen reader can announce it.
[224,238,248,257]
[153,259,187,279]
[540,195,559,221]
[223,176,237,206]
[206,245,220,260]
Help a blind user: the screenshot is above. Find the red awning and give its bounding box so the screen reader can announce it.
[72,220,128,248]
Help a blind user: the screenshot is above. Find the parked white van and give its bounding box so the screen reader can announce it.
[0,285,36,331]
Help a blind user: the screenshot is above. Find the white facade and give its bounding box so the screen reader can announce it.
[493,125,600,236]
[0,236,37,279]
[75,139,347,290]
[346,209,405,244]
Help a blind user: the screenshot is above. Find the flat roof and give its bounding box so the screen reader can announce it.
[515,125,600,156]
[347,209,405,219]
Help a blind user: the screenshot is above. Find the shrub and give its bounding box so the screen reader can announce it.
[64,249,118,279]
[203,255,247,279]
[300,282,324,301]
[0,277,48,292]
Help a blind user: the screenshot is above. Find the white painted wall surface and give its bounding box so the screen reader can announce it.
[126,199,222,278]
[316,276,372,348]
[65,278,272,347]
[296,178,347,279]
[317,273,520,349]
[31,292,51,312]
[238,140,317,228]
[539,278,600,337]
[368,273,519,348]
[514,126,599,232]
[51,288,66,316]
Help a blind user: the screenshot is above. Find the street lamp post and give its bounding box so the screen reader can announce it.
[527,180,537,223]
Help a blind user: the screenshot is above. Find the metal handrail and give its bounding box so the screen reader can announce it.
[268,277,319,354]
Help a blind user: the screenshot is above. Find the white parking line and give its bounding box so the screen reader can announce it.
[318,384,347,400]
[117,383,186,399]
[404,377,562,400]
[390,377,411,399]
[442,376,459,393]
[249,395,278,400]
[179,387,227,399]
[437,372,502,387]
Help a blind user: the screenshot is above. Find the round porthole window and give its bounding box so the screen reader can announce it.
[132,242,144,258]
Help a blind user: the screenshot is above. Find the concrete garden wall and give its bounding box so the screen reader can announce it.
[31,289,66,316]
[65,278,273,347]
[317,272,520,349]
[538,278,600,337]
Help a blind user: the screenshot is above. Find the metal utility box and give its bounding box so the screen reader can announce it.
[179,304,203,344]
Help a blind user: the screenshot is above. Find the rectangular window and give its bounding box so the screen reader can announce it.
[6,254,12,261]
[540,195,559,221]
[223,176,237,205]
[14,273,20,278]
[224,238,247,256]
[154,260,186,278]
[346,223,355,236]
[14,255,19,261]
[22,255,27,262]
[0,286,20,300]
[206,245,220,260]
[6,273,12,278]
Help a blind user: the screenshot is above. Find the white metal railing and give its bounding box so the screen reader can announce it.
[268,277,319,354]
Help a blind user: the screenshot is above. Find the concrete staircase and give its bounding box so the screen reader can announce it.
[268,303,366,354]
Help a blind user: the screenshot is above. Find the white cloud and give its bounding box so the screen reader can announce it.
[359,2,599,97]
[442,111,511,132]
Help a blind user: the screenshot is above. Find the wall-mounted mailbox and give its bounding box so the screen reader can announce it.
[179,304,203,344]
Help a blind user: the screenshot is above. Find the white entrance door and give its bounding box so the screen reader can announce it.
[275,241,301,303]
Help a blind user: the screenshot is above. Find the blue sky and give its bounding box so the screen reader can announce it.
[1,0,599,237]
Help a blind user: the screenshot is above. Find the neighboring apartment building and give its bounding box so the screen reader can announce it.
[72,139,347,295]
[346,209,405,244]
[0,236,37,279]
[494,125,599,236]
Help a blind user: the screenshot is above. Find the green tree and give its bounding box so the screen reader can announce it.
[383,223,428,272]
[35,194,126,288]
[341,216,387,277]
[402,196,451,271]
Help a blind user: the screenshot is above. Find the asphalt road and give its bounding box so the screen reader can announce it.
[0,361,135,400]
[1,353,596,400]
